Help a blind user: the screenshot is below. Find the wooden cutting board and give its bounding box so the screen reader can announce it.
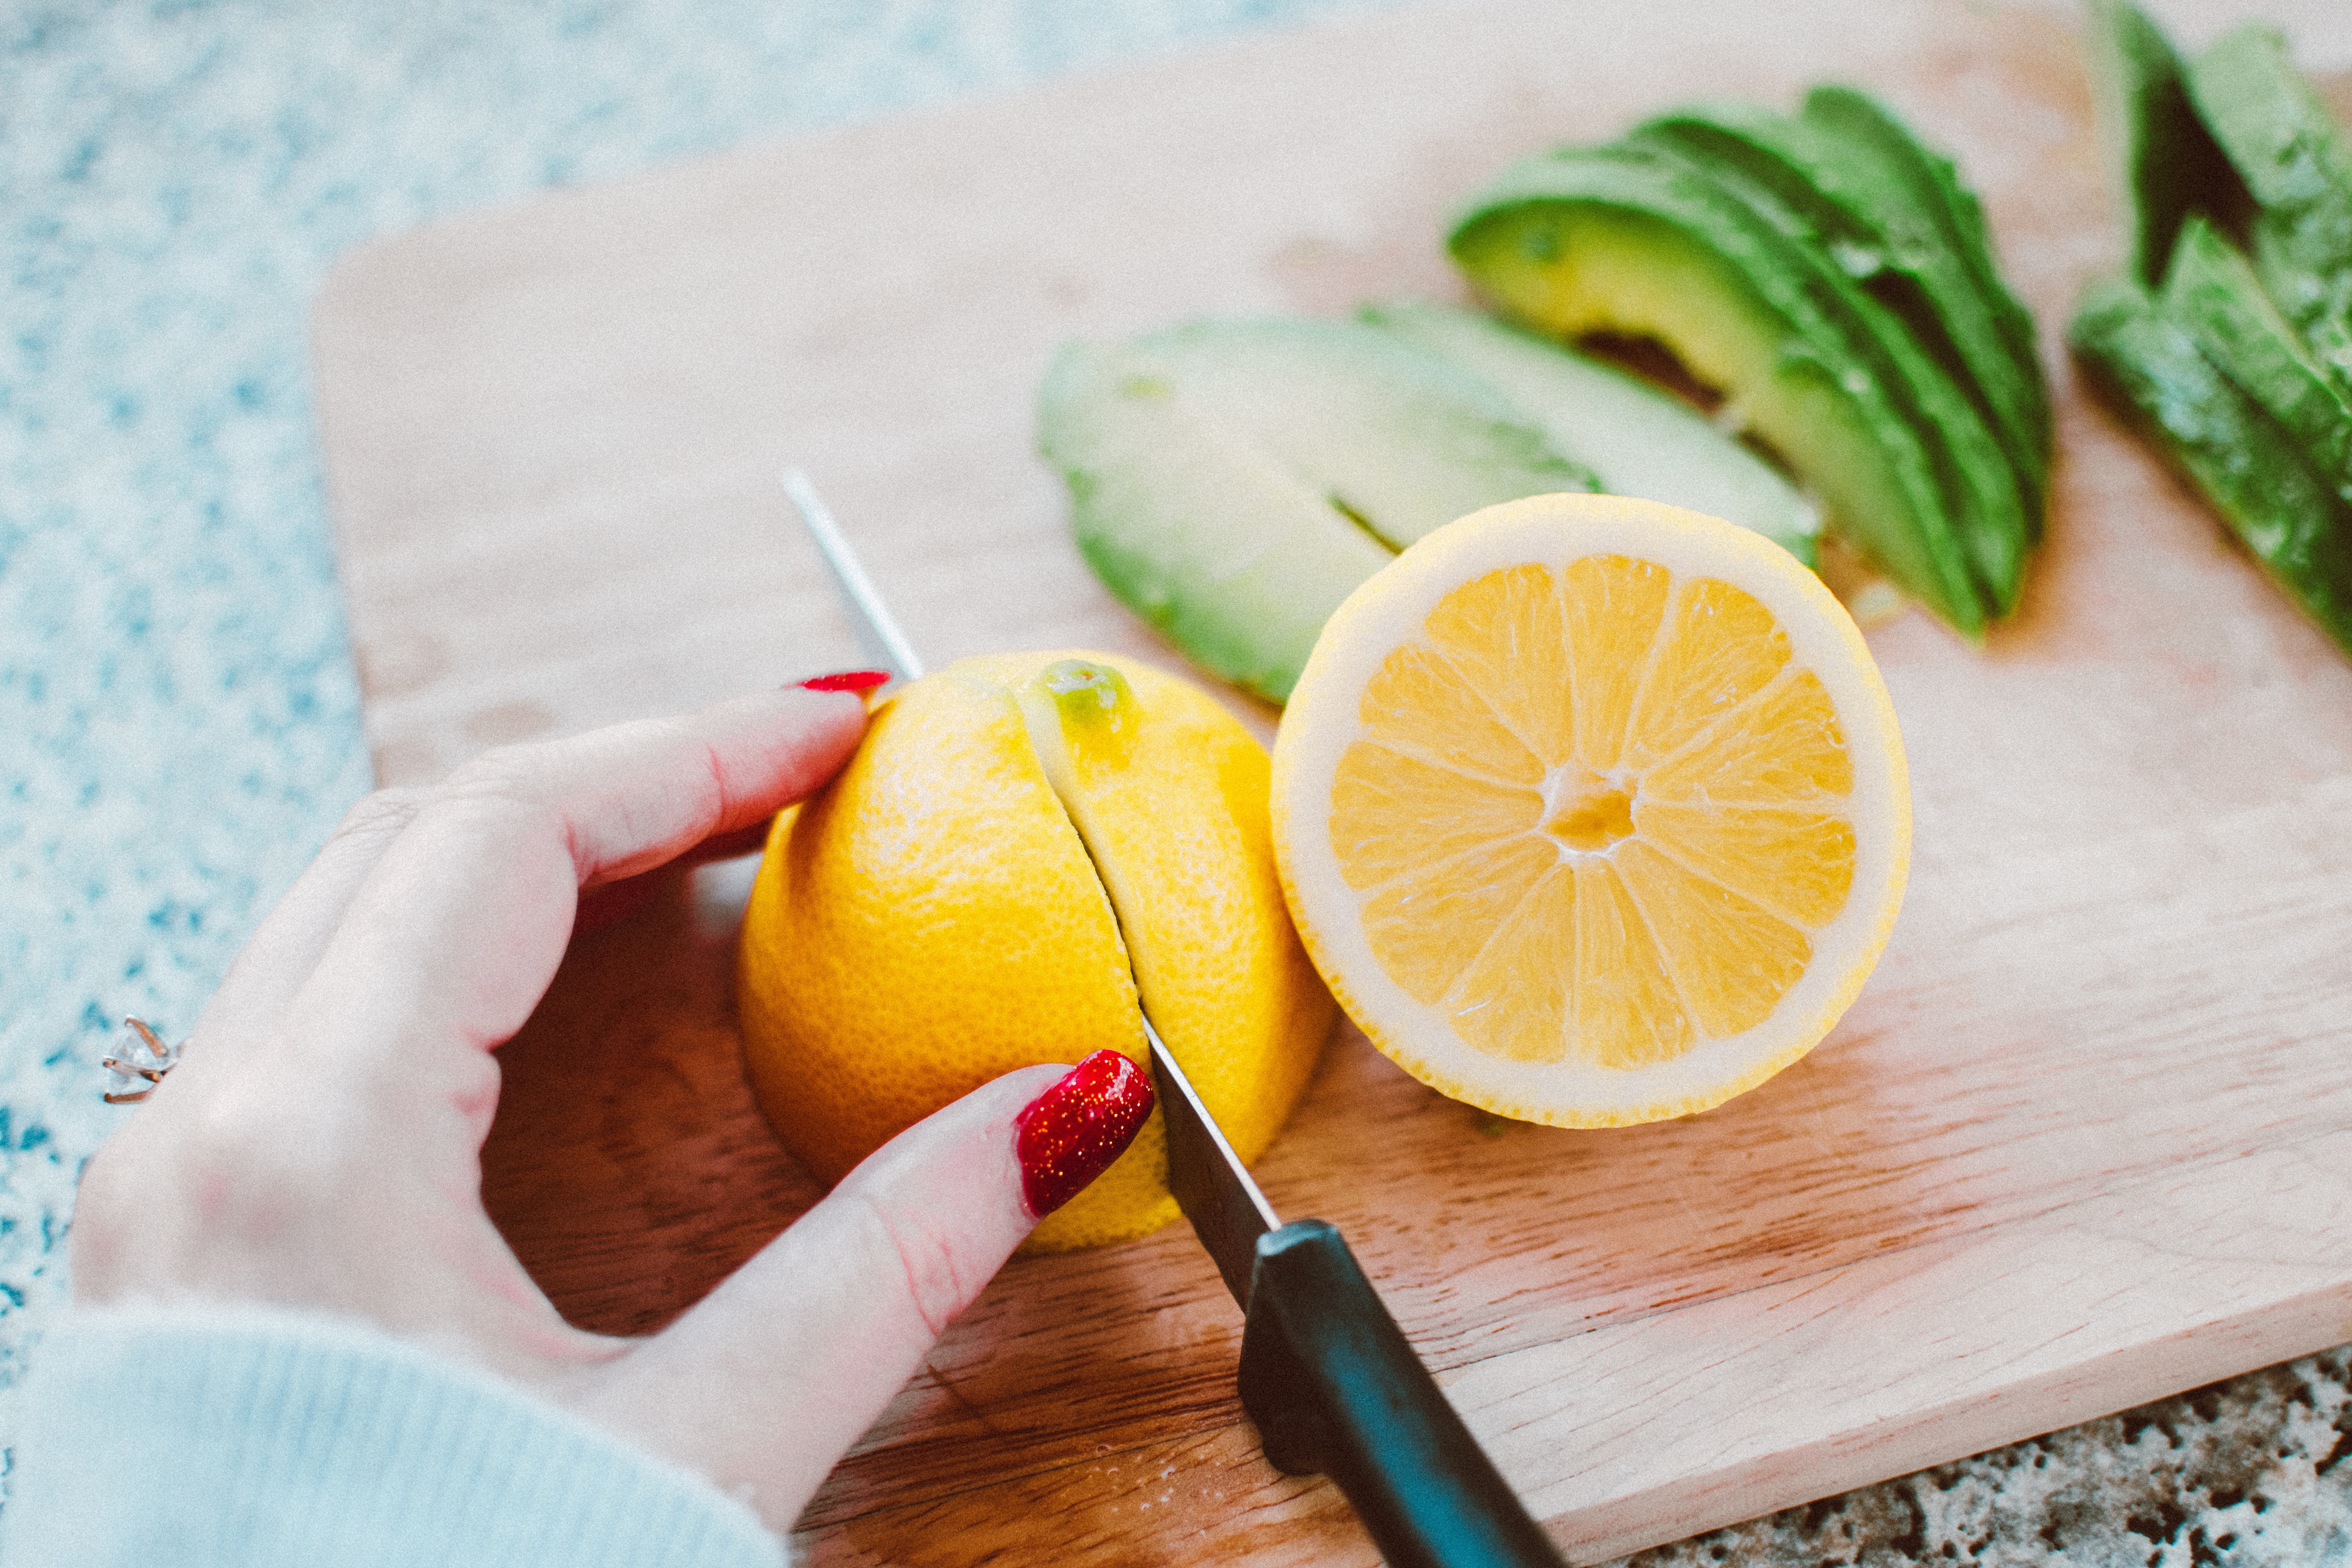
[310,1,2352,1561]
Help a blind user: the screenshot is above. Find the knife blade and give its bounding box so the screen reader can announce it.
[783,471,1566,1568]
[784,468,927,684]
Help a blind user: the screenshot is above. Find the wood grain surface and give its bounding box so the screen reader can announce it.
[310,1,2352,1561]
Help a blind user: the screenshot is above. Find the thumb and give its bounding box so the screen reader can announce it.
[569,1051,1154,1527]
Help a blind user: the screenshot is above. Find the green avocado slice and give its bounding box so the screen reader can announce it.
[1451,145,1987,635]
[1800,87,2047,421]
[1631,96,2050,530]
[2162,215,2352,484]
[1693,143,2032,619]
[2079,0,2245,292]
[1357,299,1822,566]
[2070,275,2352,656]
[1035,319,1594,703]
[1629,136,2031,619]
[2187,25,2352,380]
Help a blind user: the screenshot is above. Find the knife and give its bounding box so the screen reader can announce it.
[784,470,1568,1568]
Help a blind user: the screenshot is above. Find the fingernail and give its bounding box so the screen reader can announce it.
[797,670,893,693]
[1014,1049,1156,1219]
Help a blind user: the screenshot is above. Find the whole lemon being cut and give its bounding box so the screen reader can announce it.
[1271,493,1909,1127]
[739,651,1334,1250]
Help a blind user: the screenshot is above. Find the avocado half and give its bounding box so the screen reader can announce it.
[1450,144,2005,637]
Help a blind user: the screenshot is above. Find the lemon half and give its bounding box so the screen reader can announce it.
[1270,494,1910,1126]
[739,652,1334,1250]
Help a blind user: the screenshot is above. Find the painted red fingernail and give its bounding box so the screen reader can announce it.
[797,670,892,693]
[1014,1049,1156,1219]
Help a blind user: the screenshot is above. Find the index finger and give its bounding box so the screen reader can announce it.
[255,686,867,1109]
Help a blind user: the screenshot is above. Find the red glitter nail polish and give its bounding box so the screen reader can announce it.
[1014,1049,1156,1219]
[798,670,893,693]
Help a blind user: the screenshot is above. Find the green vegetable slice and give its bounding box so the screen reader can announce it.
[1036,319,1593,702]
[1799,87,2052,490]
[1633,137,2030,620]
[1452,145,1988,635]
[2162,214,2352,482]
[1633,95,2049,530]
[2071,276,2352,656]
[2187,25,2352,381]
[2081,0,2246,290]
[1358,299,1822,565]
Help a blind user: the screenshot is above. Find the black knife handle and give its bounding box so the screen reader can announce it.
[1238,1220,1568,1568]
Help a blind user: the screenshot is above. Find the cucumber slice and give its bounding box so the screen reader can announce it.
[1633,96,2050,527]
[2071,275,2352,656]
[2187,26,2352,227]
[2163,215,2352,483]
[2187,26,2352,384]
[2251,215,2352,390]
[2079,0,2244,291]
[1036,319,1594,702]
[1358,298,1821,565]
[1451,145,1988,635]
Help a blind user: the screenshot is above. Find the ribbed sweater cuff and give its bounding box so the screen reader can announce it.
[2,1305,786,1568]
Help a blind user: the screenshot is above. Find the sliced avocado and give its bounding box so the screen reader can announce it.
[2079,0,2245,291]
[1646,135,2032,617]
[1632,96,2050,529]
[1800,87,2047,421]
[1358,299,1822,565]
[1451,145,1989,635]
[2250,216,2352,388]
[1036,319,1593,703]
[2071,275,2352,655]
[2186,25,2352,376]
[2162,215,2352,483]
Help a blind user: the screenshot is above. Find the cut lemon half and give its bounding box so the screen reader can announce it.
[1270,493,1909,1126]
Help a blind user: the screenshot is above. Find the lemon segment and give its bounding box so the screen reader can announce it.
[1271,494,1909,1126]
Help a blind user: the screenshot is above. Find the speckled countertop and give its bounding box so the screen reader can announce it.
[2,1,2347,1561]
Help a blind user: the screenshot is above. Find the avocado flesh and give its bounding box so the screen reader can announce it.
[2080,0,2245,291]
[2162,215,2352,484]
[1633,100,2049,530]
[1452,149,1987,635]
[1359,299,1821,565]
[1036,320,1593,703]
[2071,276,2352,656]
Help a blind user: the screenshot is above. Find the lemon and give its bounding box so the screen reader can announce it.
[1270,494,1909,1126]
[738,651,1334,1250]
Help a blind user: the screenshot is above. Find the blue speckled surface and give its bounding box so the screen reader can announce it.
[2,2,2347,1560]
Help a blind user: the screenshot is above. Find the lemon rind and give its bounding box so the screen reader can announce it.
[1271,493,1911,1126]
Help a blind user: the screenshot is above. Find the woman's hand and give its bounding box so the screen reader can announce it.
[67,684,1152,1531]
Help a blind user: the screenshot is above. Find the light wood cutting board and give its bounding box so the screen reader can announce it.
[310,1,2352,1561]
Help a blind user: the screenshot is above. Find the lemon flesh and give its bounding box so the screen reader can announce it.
[739,651,1332,1251]
[1272,494,1909,1126]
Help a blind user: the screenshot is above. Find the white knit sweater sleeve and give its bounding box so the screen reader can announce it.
[0,1306,787,1568]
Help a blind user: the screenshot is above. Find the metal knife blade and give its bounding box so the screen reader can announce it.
[1144,1014,1278,1309]
[784,468,927,684]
